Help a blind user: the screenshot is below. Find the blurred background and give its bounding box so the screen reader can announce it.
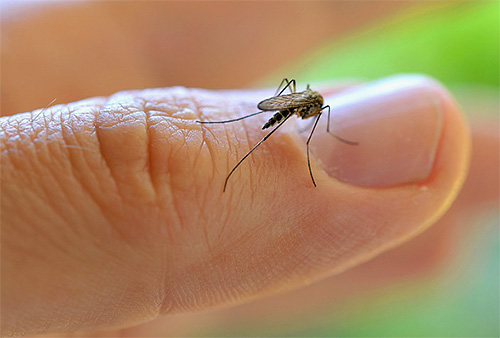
[1,1,499,336]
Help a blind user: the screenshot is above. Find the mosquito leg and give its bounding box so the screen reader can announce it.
[274,78,288,96]
[32,98,57,121]
[223,114,292,192]
[297,118,317,134]
[281,79,296,95]
[196,110,267,124]
[275,78,297,96]
[280,79,297,96]
[325,105,331,133]
[306,113,323,187]
[324,105,359,145]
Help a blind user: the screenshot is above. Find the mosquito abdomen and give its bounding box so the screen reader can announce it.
[262,110,291,130]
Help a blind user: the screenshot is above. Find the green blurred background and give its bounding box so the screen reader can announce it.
[273,1,499,119]
[297,2,499,89]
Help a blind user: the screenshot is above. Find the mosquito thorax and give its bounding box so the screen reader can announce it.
[310,89,324,107]
[196,78,357,192]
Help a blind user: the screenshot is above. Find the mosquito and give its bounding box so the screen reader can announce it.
[32,98,57,121]
[196,78,358,192]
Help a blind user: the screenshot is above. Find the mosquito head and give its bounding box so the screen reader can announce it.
[317,94,324,106]
[309,89,324,106]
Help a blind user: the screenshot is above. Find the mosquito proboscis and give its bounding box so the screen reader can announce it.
[196,78,358,192]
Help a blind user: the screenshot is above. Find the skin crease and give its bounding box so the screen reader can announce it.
[1,2,497,337]
[2,80,469,336]
[112,121,497,338]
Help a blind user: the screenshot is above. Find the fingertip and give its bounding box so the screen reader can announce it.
[312,75,466,188]
[298,75,470,272]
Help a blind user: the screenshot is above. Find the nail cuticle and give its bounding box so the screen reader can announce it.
[312,76,444,188]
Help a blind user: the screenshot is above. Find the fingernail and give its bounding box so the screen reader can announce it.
[312,75,443,187]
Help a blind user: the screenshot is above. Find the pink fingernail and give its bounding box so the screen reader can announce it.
[313,75,443,187]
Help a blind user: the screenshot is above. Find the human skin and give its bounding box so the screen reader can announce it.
[3,2,498,337]
[0,1,412,115]
[112,119,497,338]
[1,75,470,336]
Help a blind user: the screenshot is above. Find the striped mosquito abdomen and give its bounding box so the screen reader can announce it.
[195,78,358,192]
[262,110,292,130]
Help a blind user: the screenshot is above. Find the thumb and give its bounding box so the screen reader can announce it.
[174,74,469,306]
[1,75,469,336]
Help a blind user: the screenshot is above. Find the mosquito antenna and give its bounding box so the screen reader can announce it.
[324,105,359,145]
[196,110,267,124]
[223,113,292,192]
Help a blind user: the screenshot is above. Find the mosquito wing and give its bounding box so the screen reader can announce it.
[257,91,318,111]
